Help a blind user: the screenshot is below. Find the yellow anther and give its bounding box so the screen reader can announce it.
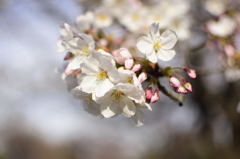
[111,89,123,100]
[96,71,107,80]
[80,46,89,54]
[127,77,133,84]
[153,41,161,52]
[131,14,139,22]
[97,14,108,22]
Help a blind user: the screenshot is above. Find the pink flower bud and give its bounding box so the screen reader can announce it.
[112,48,132,64]
[184,82,192,92]
[169,76,181,88]
[131,64,141,72]
[176,86,188,94]
[145,88,153,100]
[184,68,197,79]
[224,45,235,57]
[150,89,160,103]
[124,59,134,70]
[99,39,108,46]
[138,72,147,83]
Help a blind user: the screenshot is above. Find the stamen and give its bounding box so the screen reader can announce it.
[96,71,107,80]
[153,41,161,52]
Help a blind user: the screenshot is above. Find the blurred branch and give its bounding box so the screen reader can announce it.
[157,81,184,106]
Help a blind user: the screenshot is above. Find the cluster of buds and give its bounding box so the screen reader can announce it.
[57,10,196,125]
[169,68,197,94]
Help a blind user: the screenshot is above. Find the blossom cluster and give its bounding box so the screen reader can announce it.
[57,3,196,125]
[204,0,240,81]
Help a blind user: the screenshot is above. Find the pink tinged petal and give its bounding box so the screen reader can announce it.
[124,59,134,70]
[169,76,181,88]
[160,30,178,50]
[145,88,153,100]
[131,64,141,72]
[122,98,136,118]
[147,52,158,63]
[184,68,197,78]
[95,79,114,97]
[79,76,97,93]
[156,49,176,61]
[224,45,235,57]
[136,36,153,54]
[150,89,159,103]
[112,48,132,64]
[65,57,82,74]
[184,82,192,92]
[176,86,188,94]
[138,72,147,83]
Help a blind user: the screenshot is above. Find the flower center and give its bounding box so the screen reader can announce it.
[153,41,161,52]
[97,14,108,22]
[96,71,107,80]
[127,77,133,84]
[131,14,139,22]
[152,15,161,22]
[111,89,124,100]
[80,46,89,54]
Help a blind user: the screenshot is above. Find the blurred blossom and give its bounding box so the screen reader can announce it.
[207,15,236,37]
[205,0,226,16]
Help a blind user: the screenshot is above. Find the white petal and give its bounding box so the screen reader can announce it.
[79,76,97,93]
[93,50,120,82]
[136,36,153,54]
[65,56,83,73]
[64,74,78,91]
[95,79,114,97]
[116,83,145,104]
[132,110,144,127]
[160,30,178,49]
[80,58,99,75]
[100,100,121,118]
[146,52,158,63]
[122,97,136,118]
[157,49,176,61]
[150,22,160,38]
[101,106,116,118]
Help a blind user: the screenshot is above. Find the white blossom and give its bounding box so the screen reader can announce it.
[78,49,120,98]
[205,0,226,16]
[76,11,94,32]
[95,83,149,118]
[137,23,178,63]
[207,16,236,37]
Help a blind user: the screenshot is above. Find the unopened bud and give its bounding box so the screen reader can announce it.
[145,88,153,100]
[184,68,197,79]
[169,76,181,88]
[224,45,235,57]
[176,86,188,94]
[184,82,192,92]
[131,64,141,72]
[138,72,147,83]
[125,59,134,70]
[150,89,160,103]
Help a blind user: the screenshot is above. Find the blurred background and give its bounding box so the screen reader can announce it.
[0,0,240,159]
